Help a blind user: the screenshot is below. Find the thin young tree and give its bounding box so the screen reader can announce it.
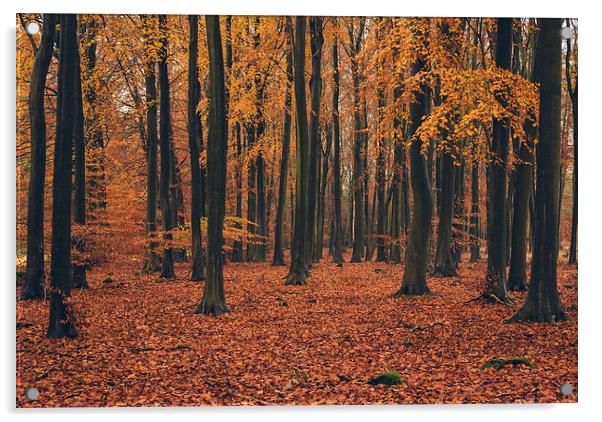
[196,15,229,315]
[285,16,310,286]
[157,15,176,279]
[272,16,294,266]
[483,18,512,303]
[22,14,56,300]
[47,14,78,338]
[509,18,567,323]
[188,15,205,281]
[394,18,433,297]
[331,30,344,265]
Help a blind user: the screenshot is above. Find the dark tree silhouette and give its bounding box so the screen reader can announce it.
[22,14,56,300]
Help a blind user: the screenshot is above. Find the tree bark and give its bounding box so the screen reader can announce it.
[285,16,310,286]
[158,15,175,279]
[509,18,567,323]
[331,33,344,265]
[484,18,512,303]
[197,15,229,315]
[22,14,56,300]
[394,22,433,297]
[433,145,458,277]
[188,15,205,281]
[47,14,78,338]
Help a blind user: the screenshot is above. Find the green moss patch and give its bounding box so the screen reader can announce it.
[367,371,405,386]
[480,356,536,370]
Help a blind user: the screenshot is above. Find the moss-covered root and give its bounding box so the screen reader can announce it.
[480,356,536,370]
[367,371,405,386]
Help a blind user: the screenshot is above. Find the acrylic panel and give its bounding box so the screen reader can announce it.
[15,14,578,407]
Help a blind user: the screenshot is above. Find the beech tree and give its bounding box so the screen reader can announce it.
[509,18,567,323]
[331,30,344,265]
[196,15,229,315]
[47,14,78,338]
[22,14,56,300]
[157,15,176,279]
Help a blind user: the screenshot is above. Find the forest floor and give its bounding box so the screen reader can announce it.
[16,251,578,407]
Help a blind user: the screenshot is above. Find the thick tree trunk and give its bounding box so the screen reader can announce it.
[141,15,162,274]
[331,34,344,265]
[285,16,310,286]
[157,15,175,279]
[197,15,229,315]
[509,18,567,323]
[22,14,56,300]
[484,18,512,303]
[272,17,293,266]
[394,27,433,297]
[188,15,205,281]
[47,14,78,338]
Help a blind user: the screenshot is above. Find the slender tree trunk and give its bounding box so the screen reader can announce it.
[158,15,175,279]
[566,23,578,265]
[433,145,458,277]
[231,123,244,261]
[22,14,56,300]
[141,15,162,274]
[188,15,205,281]
[272,18,293,266]
[375,82,388,262]
[47,14,78,338]
[394,22,433,297]
[245,124,257,261]
[484,18,512,303]
[285,16,310,286]
[469,161,481,261]
[317,125,332,261]
[196,15,229,315]
[509,18,567,323]
[72,20,88,289]
[331,33,344,265]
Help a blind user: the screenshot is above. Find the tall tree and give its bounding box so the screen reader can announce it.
[306,16,324,264]
[483,18,512,302]
[285,16,310,286]
[141,15,162,273]
[188,15,205,281]
[331,31,344,265]
[394,19,433,297]
[72,18,88,289]
[509,19,567,323]
[22,14,56,300]
[566,20,578,265]
[157,15,176,279]
[348,17,366,263]
[47,14,78,338]
[272,16,294,266]
[196,15,229,315]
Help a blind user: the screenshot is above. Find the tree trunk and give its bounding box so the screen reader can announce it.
[272,17,293,266]
[469,161,481,261]
[72,19,88,289]
[433,145,458,277]
[47,14,78,338]
[22,14,56,300]
[484,18,512,303]
[196,15,229,315]
[509,18,567,323]
[375,80,388,262]
[566,22,578,265]
[157,15,175,279]
[285,16,310,286]
[305,16,323,266]
[331,33,344,265]
[394,23,433,297]
[141,15,162,274]
[231,123,244,261]
[188,15,205,281]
